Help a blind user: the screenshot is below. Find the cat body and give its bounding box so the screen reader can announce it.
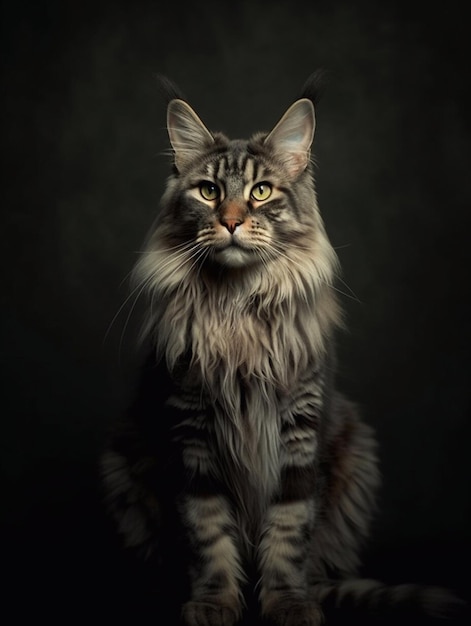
[101,76,460,625]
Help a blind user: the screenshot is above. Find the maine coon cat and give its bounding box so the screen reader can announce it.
[101,74,462,625]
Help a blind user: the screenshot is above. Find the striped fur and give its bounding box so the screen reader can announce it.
[101,79,463,625]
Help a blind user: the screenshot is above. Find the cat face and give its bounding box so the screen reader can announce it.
[164,98,317,269]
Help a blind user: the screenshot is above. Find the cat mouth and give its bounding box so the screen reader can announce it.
[227,237,244,249]
[215,235,246,251]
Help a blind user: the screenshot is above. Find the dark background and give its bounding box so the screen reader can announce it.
[1,0,470,623]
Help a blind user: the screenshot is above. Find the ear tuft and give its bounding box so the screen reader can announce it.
[264,98,315,179]
[156,74,186,104]
[167,99,214,172]
[299,68,329,106]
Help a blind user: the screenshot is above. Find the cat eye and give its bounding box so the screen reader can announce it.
[199,181,221,201]
[250,182,272,202]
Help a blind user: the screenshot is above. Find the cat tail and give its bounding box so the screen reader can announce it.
[312,578,467,624]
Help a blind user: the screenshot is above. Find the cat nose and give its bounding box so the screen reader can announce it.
[220,217,243,234]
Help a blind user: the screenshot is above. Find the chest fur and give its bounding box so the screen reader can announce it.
[157,270,332,496]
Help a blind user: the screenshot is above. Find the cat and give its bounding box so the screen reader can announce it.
[101,73,464,626]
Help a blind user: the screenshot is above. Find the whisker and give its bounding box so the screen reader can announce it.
[328,280,361,303]
[259,241,360,304]
[172,244,208,307]
[103,273,154,346]
[266,242,309,273]
[333,274,361,303]
[104,241,201,349]
[257,246,302,291]
[134,240,197,255]
[118,274,154,360]
[254,247,273,276]
[141,243,201,278]
[263,237,361,303]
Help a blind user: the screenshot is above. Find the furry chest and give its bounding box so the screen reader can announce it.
[172,364,284,506]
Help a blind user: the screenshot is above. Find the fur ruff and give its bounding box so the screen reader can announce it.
[132,203,341,510]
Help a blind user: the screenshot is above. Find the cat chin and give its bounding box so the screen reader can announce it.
[213,246,256,268]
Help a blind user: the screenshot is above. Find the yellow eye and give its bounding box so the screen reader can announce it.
[199,181,220,201]
[250,182,272,202]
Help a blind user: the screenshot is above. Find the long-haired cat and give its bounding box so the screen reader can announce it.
[101,74,463,625]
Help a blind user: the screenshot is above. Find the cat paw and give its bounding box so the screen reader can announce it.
[263,600,323,626]
[181,600,240,626]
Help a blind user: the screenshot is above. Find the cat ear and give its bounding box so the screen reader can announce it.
[167,99,214,171]
[264,98,315,179]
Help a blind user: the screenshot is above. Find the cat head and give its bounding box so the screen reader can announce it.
[134,76,341,363]
[153,88,324,271]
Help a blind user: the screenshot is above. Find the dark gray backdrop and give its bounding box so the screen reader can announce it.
[1,0,470,622]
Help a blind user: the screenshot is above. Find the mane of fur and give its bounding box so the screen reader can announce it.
[135,198,340,386]
[132,154,341,512]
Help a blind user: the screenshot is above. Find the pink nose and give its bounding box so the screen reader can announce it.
[220,217,243,234]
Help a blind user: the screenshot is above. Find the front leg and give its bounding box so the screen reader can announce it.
[172,401,245,626]
[180,493,245,626]
[258,410,323,626]
[258,487,322,625]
